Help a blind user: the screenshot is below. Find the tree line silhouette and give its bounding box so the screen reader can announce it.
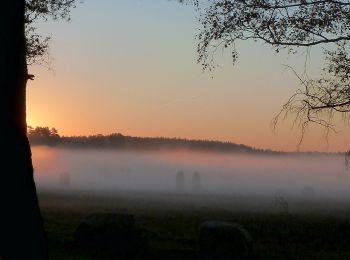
[27,126,279,154]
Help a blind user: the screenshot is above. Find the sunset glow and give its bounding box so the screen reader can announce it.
[27,0,350,152]
[16,1,350,259]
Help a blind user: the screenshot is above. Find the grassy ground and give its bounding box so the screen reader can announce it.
[39,189,350,259]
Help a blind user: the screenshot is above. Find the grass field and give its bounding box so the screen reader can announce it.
[39,189,350,259]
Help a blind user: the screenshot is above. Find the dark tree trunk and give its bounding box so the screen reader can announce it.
[0,0,48,259]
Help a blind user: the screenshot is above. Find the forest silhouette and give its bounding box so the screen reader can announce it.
[28,126,333,156]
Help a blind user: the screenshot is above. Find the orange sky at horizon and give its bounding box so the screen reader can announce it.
[26,102,350,153]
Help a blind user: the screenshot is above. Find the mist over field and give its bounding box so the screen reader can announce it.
[32,146,350,201]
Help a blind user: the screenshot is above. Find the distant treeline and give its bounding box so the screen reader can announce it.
[27,126,331,155]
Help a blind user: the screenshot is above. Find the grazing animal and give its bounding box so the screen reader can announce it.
[199,220,253,259]
[74,213,147,257]
[176,170,186,190]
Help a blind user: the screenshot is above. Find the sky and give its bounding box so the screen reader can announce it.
[27,0,350,152]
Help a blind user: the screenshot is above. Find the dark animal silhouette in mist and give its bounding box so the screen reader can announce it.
[176,170,186,191]
[191,171,202,190]
[199,220,254,259]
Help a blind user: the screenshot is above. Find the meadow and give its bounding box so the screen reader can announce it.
[40,189,350,259]
[31,146,350,259]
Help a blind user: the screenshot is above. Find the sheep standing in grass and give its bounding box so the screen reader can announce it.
[199,220,253,259]
[176,170,186,191]
[191,171,202,190]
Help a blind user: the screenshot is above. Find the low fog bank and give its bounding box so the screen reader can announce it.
[32,146,350,210]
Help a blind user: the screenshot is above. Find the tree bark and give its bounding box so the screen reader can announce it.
[0,0,48,259]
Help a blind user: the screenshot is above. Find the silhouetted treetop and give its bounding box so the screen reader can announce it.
[28,126,59,137]
[27,126,60,146]
[195,0,350,141]
[25,0,78,65]
[196,0,350,70]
